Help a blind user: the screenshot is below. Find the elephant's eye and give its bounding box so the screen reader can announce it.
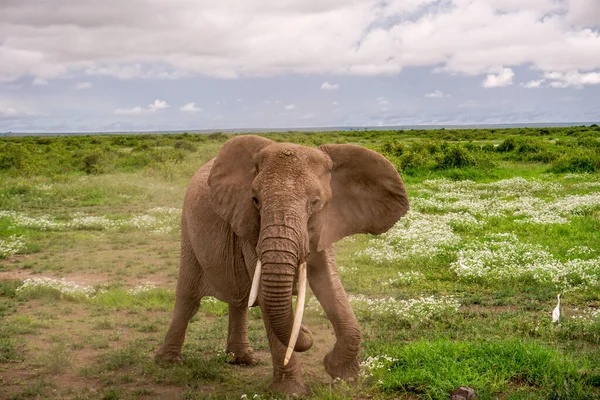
[311,197,322,210]
[252,196,260,208]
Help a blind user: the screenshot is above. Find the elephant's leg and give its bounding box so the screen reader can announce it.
[307,246,361,381]
[226,303,258,365]
[155,228,205,363]
[260,305,306,395]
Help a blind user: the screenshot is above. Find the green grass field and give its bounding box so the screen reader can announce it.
[1,127,599,399]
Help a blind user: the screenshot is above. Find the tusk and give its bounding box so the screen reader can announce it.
[283,261,307,366]
[248,260,262,307]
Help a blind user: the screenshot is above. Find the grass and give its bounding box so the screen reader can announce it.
[367,339,599,399]
[0,127,599,399]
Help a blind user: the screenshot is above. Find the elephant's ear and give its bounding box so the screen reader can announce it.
[317,144,409,251]
[208,135,273,241]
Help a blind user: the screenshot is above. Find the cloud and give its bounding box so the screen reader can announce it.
[114,106,145,115]
[32,77,48,86]
[75,82,92,90]
[320,81,339,90]
[482,68,515,88]
[376,96,389,105]
[264,100,281,105]
[0,107,19,117]
[520,79,546,89]
[566,0,600,27]
[180,102,201,112]
[544,71,600,88]
[114,99,169,115]
[332,101,338,105]
[148,99,169,111]
[2,1,600,83]
[425,90,450,98]
[284,104,296,110]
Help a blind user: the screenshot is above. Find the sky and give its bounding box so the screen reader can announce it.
[1,0,600,133]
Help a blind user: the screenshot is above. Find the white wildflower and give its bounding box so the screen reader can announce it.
[359,211,463,262]
[451,234,600,290]
[571,308,600,326]
[383,271,425,286]
[128,282,156,295]
[0,235,25,258]
[410,177,600,225]
[349,294,460,323]
[17,277,99,298]
[0,208,179,234]
[360,355,398,378]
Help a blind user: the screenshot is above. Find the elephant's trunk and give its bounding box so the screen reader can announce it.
[256,209,312,357]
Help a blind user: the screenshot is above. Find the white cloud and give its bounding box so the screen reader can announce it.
[114,106,145,115]
[332,101,338,105]
[376,96,389,105]
[2,1,600,83]
[425,90,450,98]
[264,100,281,105]
[320,81,339,90]
[75,82,92,90]
[544,71,600,88]
[0,96,37,118]
[566,0,600,27]
[32,77,48,86]
[148,99,169,111]
[520,79,546,89]
[180,102,201,112]
[482,68,515,88]
[114,99,169,115]
[0,107,20,117]
[284,104,296,110]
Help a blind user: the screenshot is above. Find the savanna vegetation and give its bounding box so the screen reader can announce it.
[0,125,599,399]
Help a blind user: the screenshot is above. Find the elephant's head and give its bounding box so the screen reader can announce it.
[208,135,409,362]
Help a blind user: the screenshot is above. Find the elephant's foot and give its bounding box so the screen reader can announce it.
[268,379,306,396]
[155,346,183,364]
[226,347,259,366]
[323,351,360,382]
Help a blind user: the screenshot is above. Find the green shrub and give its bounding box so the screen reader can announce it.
[497,137,517,152]
[435,144,477,169]
[549,153,600,173]
[0,143,28,171]
[380,140,408,156]
[81,152,104,174]
[174,140,197,152]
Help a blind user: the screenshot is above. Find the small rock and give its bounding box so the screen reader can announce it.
[451,386,476,400]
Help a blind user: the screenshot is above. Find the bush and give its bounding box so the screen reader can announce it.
[497,137,517,152]
[435,144,478,169]
[549,153,600,173]
[0,143,27,171]
[380,141,407,157]
[82,152,104,174]
[173,140,197,152]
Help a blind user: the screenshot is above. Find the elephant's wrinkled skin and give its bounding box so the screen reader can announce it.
[155,135,409,394]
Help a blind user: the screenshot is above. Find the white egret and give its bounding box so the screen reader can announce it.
[552,294,561,323]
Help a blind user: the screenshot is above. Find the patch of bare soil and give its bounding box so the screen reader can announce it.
[0,269,174,290]
[0,296,344,399]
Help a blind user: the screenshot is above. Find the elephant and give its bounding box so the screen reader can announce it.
[155,135,409,394]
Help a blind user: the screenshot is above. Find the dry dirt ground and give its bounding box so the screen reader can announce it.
[0,258,345,399]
